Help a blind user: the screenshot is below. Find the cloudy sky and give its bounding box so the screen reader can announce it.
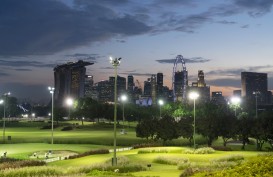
[0,0,273,103]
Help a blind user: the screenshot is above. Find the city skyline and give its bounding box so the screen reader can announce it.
[0,0,273,102]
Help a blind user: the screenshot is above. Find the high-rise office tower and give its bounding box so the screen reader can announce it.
[151,75,157,105]
[97,80,112,102]
[197,70,205,87]
[84,75,94,97]
[127,75,134,101]
[190,70,210,103]
[211,91,226,105]
[174,71,188,101]
[157,72,163,98]
[54,60,93,106]
[144,78,151,96]
[109,75,126,101]
[241,72,268,104]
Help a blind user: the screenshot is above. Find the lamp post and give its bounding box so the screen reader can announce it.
[2,92,11,143]
[121,94,127,133]
[189,92,199,149]
[48,87,54,144]
[158,99,164,118]
[66,98,74,120]
[231,97,241,117]
[0,99,4,143]
[110,56,121,166]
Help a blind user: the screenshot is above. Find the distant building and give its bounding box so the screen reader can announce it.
[151,75,157,105]
[127,75,134,102]
[190,70,210,103]
[54,60,93,106]
[241,72,268,105]
[144,78,151,97]
[84,75,94,97]
[173,71,188,101]
[211,91,226,105]
[97,80,112,102]
[157,73,163,98]
[109,75,126,101]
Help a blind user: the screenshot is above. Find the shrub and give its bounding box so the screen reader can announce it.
[132,142,161,149]
[0,160,46,170]
[184,147,215,154]
[196,154,273,177]
[153,156,189,165]
[61,126,73,131]
[138,148,169,154]
[211,146,232,151]
[211,155,244,163]
[68,149,109,159]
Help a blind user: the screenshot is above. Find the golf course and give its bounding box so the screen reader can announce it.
[0,120,273,177]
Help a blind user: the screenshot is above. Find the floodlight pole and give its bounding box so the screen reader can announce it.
[48,87,54,145]
[110,57,121,166]
[3,92,10,144]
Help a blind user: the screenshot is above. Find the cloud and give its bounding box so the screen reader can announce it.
[14,68,32,71]
[65,53,101,62]
[233,0,273,17]
[0,59,55,68]
[241,24,249,28]
[0,71,9,76]
[216,20,237,25]
[156,57,211,64]
[207,78,241,87]
[0,0,151,57]
[120,72,155,77]
[206,65,273,76]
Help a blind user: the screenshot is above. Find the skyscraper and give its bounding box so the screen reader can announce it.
[151,75,157,105]
[84,75,94,97]
[190,70,210,103]
[54,60,93,106]
[241,72,268,104]
[173,71,188,101]
[157,72,163,98]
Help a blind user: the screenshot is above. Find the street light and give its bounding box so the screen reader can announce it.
[189,91,199,149]
[230,97,241,116]
[48,87,54,144]
[66,97,74,119]
[158,99,164,118]
[110,56,121,166]
[121,94,127,134]
[2,92,10,143]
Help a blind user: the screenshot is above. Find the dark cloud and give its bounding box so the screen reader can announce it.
[156,57,211,64]
[65,53,101,62]
[0,71,9,76]
[216,20,237,24]
[14,68,32,71]
[0,59,55,68]
[120,72,155,77]
[0,0,151,56]
[241,24,249,28]
[206,65,273,76]
[116,39,126,43]
[233,0,273,17]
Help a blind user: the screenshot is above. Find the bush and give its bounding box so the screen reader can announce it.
[138,148,169,154]
[0,160,46,170]
[211,155,244,162]
[196,154,273,177]
[68,149,109,159]
[61,126,73,131]
[211,146,232,151]
[184,147,215,154]
[132,142,161,149]
[153,156,188,165]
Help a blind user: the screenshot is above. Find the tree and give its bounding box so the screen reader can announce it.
[136,117,158,140]
[156,115,179,144]
[176,116,193,145]
[196,103,222,146]
[237,112,253,150]
[219,108,237,146]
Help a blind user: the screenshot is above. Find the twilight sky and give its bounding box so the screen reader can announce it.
[0,0,273,103]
